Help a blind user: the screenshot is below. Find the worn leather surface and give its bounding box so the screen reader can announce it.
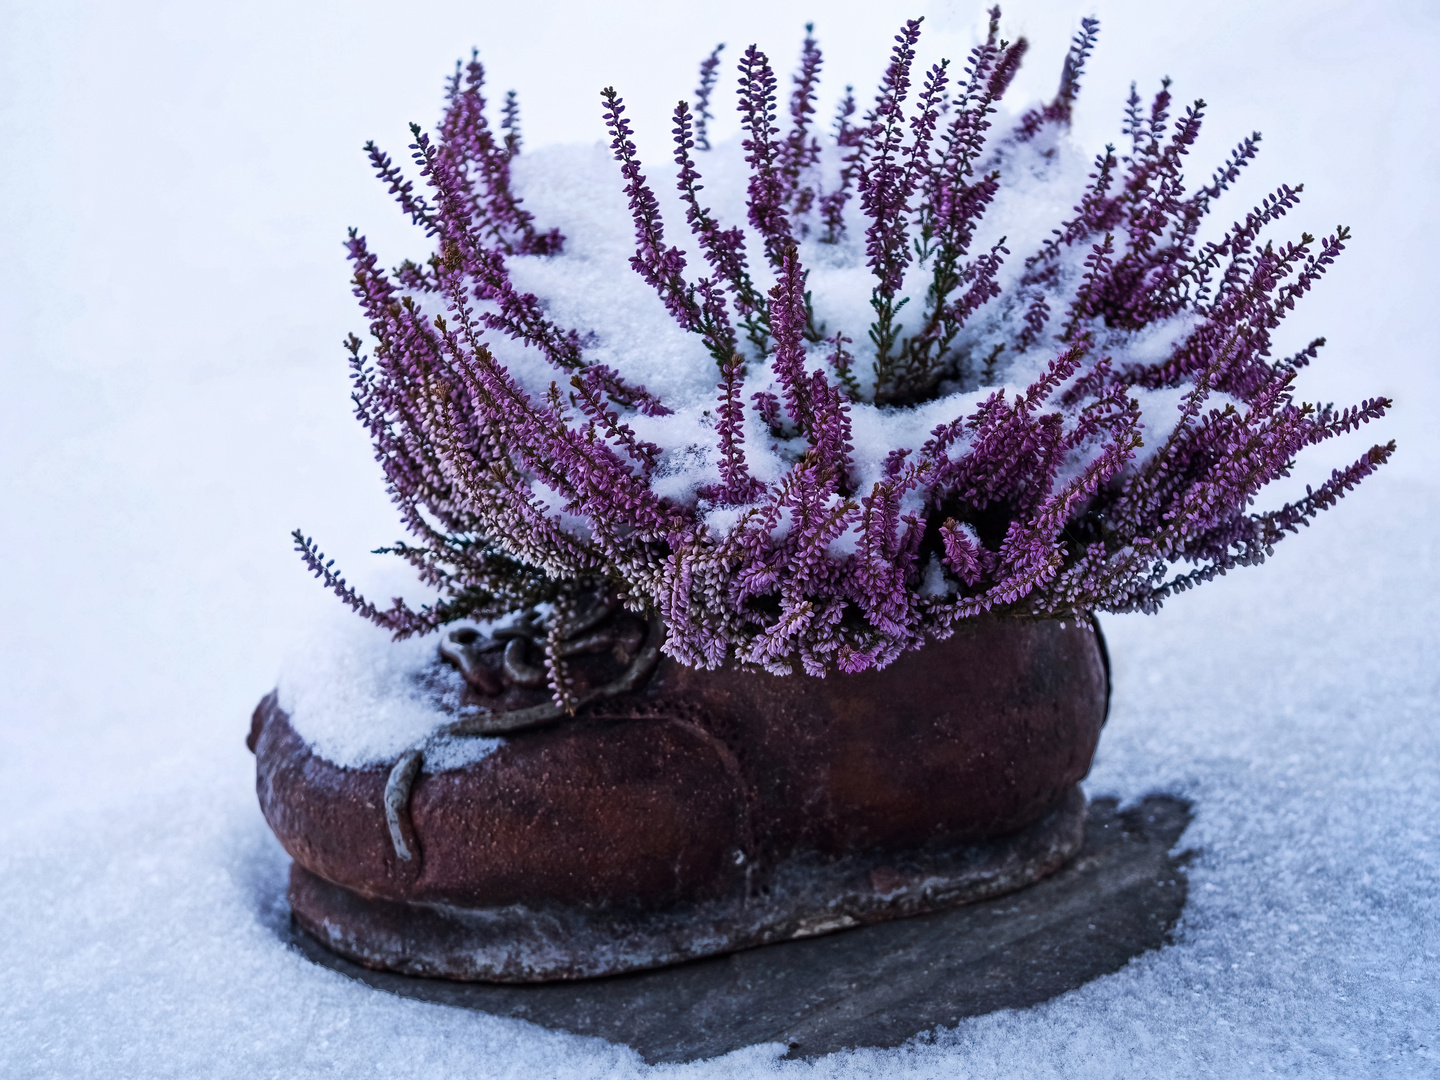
[253,615,1108,911]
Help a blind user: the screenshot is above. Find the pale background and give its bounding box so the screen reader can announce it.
[2,1,1436,1075]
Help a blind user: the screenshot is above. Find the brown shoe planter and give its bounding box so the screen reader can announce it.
[251,614,1109,982]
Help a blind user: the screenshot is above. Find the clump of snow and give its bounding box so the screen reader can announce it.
[278,611,500,771]
[482,120,1213,535]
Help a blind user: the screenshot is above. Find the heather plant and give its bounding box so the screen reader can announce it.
[297,11,1392,698]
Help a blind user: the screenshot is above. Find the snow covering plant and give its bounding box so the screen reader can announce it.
[296,10,1394,690]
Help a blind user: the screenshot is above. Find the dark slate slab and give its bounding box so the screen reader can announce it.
[287,795,1192,1064]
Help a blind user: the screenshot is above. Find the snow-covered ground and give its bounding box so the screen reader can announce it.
[2,0,1436,1075]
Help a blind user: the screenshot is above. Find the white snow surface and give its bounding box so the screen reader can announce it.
[2,0,1437,1076]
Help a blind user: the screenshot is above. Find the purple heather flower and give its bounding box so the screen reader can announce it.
[779,25,824,226]
[738,44,796,272]
[300,11,1393,697]
[817,87,861,244]
[693,44,725,153]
